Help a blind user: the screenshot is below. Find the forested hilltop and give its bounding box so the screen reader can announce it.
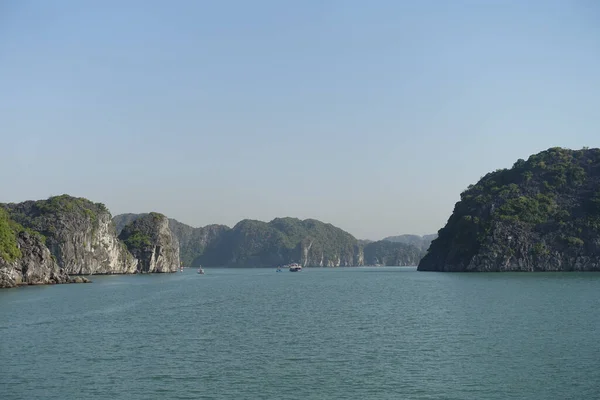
[114,215,427,268]
[419,147,600,272]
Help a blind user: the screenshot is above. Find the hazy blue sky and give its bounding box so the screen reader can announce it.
[1,1,598,239]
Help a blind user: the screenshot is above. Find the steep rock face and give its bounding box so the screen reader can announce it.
[0,231,71,288]
[119,213,180,273]
[6,195,137,275]
[363,240,424,266]
[419,147,600,272]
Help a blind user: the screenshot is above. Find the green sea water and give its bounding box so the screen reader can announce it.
[1,267,599,399]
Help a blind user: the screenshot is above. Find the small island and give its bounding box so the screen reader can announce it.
[418,147,600,272]
[119,212,180,273]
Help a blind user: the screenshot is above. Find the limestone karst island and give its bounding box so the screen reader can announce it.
[1,147,599,288]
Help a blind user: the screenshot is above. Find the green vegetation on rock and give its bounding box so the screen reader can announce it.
[113,213,148,234]
[0,208,21,262]
[119,212,166,250]
[419,147,600,272]
[6,194,104,237]
[118,212,180,273]
[122,231,152,249]
[2,194,138,276]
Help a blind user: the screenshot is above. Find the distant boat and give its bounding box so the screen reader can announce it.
[288,263,302,272]
[197,265,204,275]
[180,262,184,272]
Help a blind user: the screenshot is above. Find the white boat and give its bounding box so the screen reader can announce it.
[288,263,302,272]
[197,265,204,274]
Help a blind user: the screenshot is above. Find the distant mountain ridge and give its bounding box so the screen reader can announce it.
[383,234,437,251]
[113,214,428,268]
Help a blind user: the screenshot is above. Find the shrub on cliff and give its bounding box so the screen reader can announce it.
[0,208,21,262]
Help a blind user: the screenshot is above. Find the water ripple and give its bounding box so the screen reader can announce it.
[1,268,600,399]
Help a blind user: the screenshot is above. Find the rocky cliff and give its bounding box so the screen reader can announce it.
[5,195,137,275]
[119,213,180,273]
[0,208,89,288]
[363,240,424,266]
[418,147,600,272]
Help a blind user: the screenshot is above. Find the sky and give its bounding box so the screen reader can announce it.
[0,0,599,240]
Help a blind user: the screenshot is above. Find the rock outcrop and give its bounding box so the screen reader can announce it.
[0,231,68,288]
[419,147,600,272]
[5,195,137,275]
[119,212,180,273]
[0,207,91,288]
